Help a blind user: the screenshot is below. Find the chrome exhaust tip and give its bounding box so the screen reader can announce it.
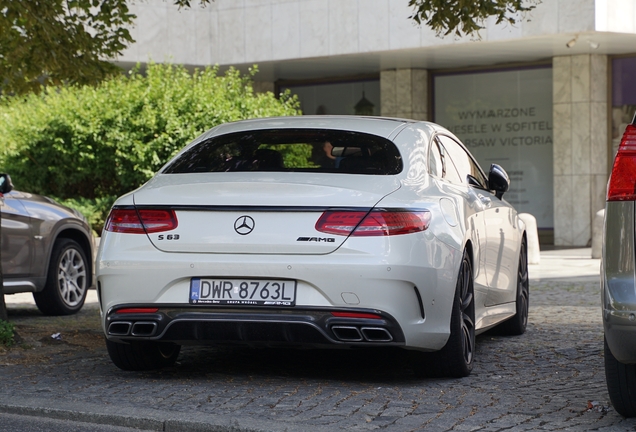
[331,325,363,342]
[108,321,132,336]
[131,321,158,337]
[361,327,393,342]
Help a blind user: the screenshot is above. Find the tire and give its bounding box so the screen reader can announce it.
[421,250,475,378]
[496,237,529,336]
[106,339,181,371]
[33,238,89,316]
[605,337,636,417]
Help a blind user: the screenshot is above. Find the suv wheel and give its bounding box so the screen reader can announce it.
[605,337,636,417]
[33,238,88,316]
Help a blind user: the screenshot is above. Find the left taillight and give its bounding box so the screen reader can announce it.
[607,124,636,201]
[316,210,431,236]
[105,208,178,234]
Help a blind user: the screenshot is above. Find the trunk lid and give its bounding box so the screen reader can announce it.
[133,173,401,254]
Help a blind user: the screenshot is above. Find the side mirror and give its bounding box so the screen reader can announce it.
[0,173,14,195]
[488,164,509,199]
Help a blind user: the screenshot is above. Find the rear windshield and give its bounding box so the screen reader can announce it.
[162,129,403,175]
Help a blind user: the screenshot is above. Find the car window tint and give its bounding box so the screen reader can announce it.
[470,162,489,189]
[437,135,487,188]
[163,129,403,175]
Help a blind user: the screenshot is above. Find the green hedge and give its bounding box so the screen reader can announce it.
[0,64,301,232]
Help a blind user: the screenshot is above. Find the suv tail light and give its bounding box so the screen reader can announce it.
[105,208,178,233]
[316,210,430,236]
[608,124,636,201]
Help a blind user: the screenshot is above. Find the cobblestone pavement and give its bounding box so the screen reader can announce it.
[1,253,636,431]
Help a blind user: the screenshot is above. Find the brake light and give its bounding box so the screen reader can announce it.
[315,211,367,235]
[331,311,383,319]
[608,124,636,201]
[138,209,178,233]
[105,208,178,233]
[316,210,430,236]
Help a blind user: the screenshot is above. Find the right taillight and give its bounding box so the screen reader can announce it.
[105,208,178,233]
[315,210,430,236]
[608,124,636,201]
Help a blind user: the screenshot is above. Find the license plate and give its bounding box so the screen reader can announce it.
[189,278,296,306]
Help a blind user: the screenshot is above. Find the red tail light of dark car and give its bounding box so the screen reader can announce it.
[607,124,636,201]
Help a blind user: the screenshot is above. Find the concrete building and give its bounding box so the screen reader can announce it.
[118,0,636,246]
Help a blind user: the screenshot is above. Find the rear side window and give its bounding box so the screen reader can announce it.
[163,129,403,175]
[428,139,444,178]
[432,137,463,184]
[436,135,488,188]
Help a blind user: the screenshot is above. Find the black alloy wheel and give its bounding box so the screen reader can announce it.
[604,337,636,417]
[455,251,476,372]
[420,249,475,378]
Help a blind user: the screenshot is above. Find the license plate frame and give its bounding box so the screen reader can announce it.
[189,278,297,306]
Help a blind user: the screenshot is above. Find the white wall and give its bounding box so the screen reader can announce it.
[596,0,636,32]
[119,0,602,67]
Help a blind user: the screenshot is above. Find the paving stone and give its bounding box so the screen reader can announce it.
[1,269,636,430]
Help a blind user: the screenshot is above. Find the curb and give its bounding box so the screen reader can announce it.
[0,396,302,432]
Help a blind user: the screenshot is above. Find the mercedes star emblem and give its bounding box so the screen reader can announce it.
[234,215,255,235]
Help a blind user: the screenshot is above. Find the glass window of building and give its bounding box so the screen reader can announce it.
[433,66,553,229]
[280,79,380,116]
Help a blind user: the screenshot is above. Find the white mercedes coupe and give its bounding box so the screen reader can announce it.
[96,116,528,377]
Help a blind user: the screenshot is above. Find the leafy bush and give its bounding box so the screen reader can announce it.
[56,195,118,235]
[0,320,15,347]
[0,64,301,226]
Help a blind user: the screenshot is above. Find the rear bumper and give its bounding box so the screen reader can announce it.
[104,305,406,348]
[97,231,461,351]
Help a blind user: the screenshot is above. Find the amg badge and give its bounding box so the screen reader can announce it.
[297,237,335,243]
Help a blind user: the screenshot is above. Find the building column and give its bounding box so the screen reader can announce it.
[380,69,428,121]
[553,55,608,246]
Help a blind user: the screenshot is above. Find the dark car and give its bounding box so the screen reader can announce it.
[0,173,94,315]
[603,113,636,417]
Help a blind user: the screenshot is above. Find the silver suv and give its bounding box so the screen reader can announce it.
[603,114,636,417]
[0,173,94,315]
